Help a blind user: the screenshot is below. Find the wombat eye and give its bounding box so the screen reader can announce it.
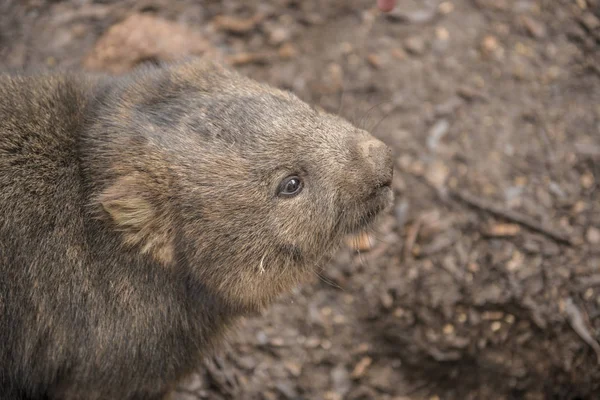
[278,176,303,197]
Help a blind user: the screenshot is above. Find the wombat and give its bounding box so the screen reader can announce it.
[0,58,394,400]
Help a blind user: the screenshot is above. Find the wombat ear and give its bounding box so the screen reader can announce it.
[98,174,174,265]
[98,175,153,229]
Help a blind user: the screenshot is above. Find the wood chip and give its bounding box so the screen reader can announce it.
[226,51,272,66]
[351,357,372,379]
[213,13,265,34]
[486,223,521,237]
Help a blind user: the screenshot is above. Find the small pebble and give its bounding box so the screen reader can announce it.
[278,43,297,60]
[581,172,595,189]
[324,392,342,400]
[404,36,426,55]
[275,381,298,400]
[380,292,394,309]
[427,119,450,150]
[581,12,600,30]
[256,331,268,345]
[391,47,407,60]
[443,324,455,335]
[506,251,524,271]
[71,23,87,38]
[586,227,600,245]
[521,15,547,38]
[439,1,455,14]
[387,8,436,24]
[435,26,450,41]
[268,26,290,45]
[331,364,351,396]
[367,53,383,68]
[480,35,499,54]
[340,42,353,55]
[284,361,302,377]
[354,343,371,354]
[305,337,321,348]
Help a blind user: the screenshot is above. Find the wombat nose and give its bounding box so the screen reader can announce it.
[358,138,394,189]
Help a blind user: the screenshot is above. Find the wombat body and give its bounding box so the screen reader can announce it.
[0,59,393,400]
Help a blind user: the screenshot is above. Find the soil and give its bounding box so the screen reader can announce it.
[1,0,599,399]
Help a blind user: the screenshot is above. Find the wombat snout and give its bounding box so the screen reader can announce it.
[357,137,394,192]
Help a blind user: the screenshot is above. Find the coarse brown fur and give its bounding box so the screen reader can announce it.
[0,58,394,400]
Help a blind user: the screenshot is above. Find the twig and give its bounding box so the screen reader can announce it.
[403,218,422,261]
[564,297,600,365]
[449,189,575,246]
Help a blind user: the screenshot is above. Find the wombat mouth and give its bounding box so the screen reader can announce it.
[349,185,394,233]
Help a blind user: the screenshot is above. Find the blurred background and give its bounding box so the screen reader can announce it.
[1,0,599,399]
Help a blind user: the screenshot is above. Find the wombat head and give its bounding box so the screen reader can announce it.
[87,59,393,310]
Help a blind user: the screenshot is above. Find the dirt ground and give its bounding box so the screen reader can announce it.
[1,0,599,399]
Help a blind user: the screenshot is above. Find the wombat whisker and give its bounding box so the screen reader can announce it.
[346,91,369,127]
[312,269,343,291]
[358,100,387,131]
[367,233,387,244]
[369,109,393,136]
[345,92,369,127]
[356,248,370,269]
[358,103,382,129]
[367,227,391,244]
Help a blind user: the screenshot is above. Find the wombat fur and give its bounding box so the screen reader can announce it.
[0,58,394,400]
